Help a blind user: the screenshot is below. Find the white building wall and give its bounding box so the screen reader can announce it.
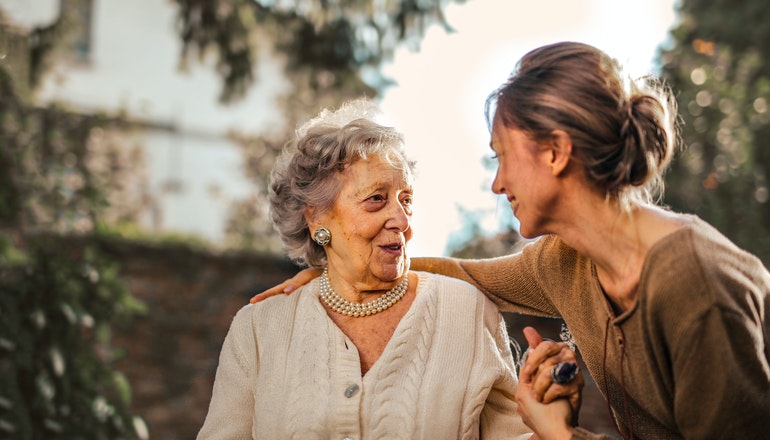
[3,0,289,244]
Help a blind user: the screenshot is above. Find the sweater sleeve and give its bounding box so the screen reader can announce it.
[411,237,561,317]
[670,305,770,438]
[479,305,532,440]
[646,225,770,438]
[197,306,256,440]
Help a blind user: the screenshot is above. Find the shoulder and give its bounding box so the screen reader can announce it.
[414,271,504,325]
[642,216,770,316]
[645,216,767,285]
[415,271,487,300]
[232,279,321,330]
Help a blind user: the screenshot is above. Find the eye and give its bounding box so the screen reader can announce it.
[401,194,414,214]
[363,193,387,210]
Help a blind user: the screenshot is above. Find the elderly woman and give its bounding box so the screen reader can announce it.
[197,99,534,439]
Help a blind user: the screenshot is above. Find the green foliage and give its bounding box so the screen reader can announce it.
[173,0,462,103]
[0,67,148,234]
[0,47,146,438]
[660,0,770,265]
[0,234,146,439]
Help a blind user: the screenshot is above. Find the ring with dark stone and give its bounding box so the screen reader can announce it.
[551,362,579,385]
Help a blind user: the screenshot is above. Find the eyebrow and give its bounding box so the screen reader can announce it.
[354,180,413,198]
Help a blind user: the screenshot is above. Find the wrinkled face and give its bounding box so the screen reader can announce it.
[490,116,558,239]
[314,155,413,289]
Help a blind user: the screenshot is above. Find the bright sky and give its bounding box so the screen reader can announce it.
[380,0,678,256]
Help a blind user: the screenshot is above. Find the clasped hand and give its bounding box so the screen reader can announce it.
[516,326,584,440]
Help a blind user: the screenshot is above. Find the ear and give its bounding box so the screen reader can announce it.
[548,130,573,176]
[304,206,318,229]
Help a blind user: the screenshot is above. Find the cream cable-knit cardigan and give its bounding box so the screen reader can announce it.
[197,272,532,440]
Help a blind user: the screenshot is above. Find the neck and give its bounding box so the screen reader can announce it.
[319,268,409,318]
[325,266,406,303]
[552,197,684,312]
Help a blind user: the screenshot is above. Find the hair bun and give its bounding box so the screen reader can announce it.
[617,93,673,190]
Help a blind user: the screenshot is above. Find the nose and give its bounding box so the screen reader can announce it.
[491,169,504,195]
[386,200,411,232]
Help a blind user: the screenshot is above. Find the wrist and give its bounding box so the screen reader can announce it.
[557,425,574,440]
[537,424,573,440]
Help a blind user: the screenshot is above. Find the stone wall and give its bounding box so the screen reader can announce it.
[100,239,297,440]
[97,239,615,439]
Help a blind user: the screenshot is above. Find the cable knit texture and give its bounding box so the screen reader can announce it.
[197,272,531,440]
[415,215,770,439]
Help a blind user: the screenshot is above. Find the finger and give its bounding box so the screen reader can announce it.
[249,281,295,303]
[542,370,584,419]
[542,383,572,404]
[521,340,567,378]
[295,267,323,285]
[530,360,562,401]
[523,326,544,348]
[568,381,584,419]
[249,268,322,304]
[519,327,545,383]
[555,343,578,363]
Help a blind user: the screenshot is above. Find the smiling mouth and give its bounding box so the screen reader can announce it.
[381,243,403,252]
[507,197,519,213]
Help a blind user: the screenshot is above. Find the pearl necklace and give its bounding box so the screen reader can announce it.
[319,268,408,317]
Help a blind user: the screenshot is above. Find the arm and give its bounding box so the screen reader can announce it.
[411,238,562,317]
[649,232,770,438]
[515,329,618,440]
[252,236,568,316]
[479,313,532,440]
[197,307,256,439]
[249,253,545,309]
[670,305,769,438]
[514,327,579,440]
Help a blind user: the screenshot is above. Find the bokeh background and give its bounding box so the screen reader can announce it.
[1,0,769,438]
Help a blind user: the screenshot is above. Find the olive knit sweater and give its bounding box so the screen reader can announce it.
[415,216,770,439]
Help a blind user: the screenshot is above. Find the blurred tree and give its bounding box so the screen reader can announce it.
[660,0,770,265]
[171,0,468,252]
[173,0,463,103]
[0,233,147,439]
[1,6,149,437]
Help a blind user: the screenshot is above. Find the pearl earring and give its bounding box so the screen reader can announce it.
[313,227,331,246]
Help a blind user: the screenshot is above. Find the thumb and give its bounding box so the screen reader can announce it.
[518,326,544,384]
[523,326,544,349]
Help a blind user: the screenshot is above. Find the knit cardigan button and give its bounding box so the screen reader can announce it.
[344,383,360,398]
